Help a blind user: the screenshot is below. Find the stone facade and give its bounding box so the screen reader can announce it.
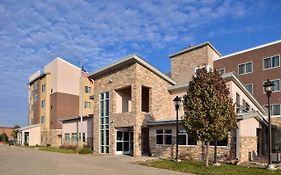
[92,60,173,156]
[41,129,62,146]
[149,124,236,161]
[170,44,220,84]
[239,137,257,162]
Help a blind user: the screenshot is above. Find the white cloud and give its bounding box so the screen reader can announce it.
[0,0,276,126]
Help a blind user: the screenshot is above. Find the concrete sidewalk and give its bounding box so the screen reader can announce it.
[0,145,191,175]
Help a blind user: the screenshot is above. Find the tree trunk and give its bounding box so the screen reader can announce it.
[214,140,217,164]
[206,141,210,167]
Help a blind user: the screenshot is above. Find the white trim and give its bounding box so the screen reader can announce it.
[262,54,280,71]
[55,57,80,70]
[238,61,253,75]
[218,39,281,60]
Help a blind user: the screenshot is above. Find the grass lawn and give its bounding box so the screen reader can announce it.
[35,146,77,154]
[142,160,281,175]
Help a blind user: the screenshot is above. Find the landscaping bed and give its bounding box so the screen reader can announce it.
[141,159,281,175]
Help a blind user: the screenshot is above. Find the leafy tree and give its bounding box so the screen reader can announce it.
[12,125,20,140]
[182,67,236,166]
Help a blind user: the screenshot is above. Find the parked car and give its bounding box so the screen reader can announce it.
[8,140,16,146]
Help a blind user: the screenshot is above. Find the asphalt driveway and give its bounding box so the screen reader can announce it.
[0,145,190,175]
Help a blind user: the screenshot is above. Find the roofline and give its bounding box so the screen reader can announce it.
[222,72,265,114]
[89,54,176,85]
[60,114,93,122]
[16,124,39,131]
[218,39,281,60]
[55,57,81,70]
[169,42,222,58]
[168,83,189,91]
[237,111,267,126]
[28,73,49,85]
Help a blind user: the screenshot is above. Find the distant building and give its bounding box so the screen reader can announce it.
[0,127,14,141]
[19,57,94,146]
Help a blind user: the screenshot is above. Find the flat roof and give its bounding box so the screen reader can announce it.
[89,54,176,85]
[218,39,281,60]
[169,42,221,58]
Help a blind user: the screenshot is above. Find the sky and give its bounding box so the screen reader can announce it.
[0,0,281,127]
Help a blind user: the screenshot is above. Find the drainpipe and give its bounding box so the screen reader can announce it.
[236,125,240,160]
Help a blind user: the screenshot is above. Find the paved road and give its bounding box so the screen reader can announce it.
[0,145,190,175]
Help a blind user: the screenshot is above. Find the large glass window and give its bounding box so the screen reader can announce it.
[266,104,281,115]
[100,92,109,153]
[238,62,252,75]
[178,129,197,145]
[40,116,45,124]
[156,129,172,145]
[41,100,45,108]
[264,55,280,69]
[210,137,228,146]
[65,133,70,142]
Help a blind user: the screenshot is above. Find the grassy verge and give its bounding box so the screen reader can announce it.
[36,146,77,154]
[142,160,281,175]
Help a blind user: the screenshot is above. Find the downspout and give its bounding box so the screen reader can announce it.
[236,123,240,161]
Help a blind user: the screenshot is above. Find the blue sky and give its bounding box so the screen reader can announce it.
[0,0,281,127]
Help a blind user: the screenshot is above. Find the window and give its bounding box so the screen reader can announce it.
[156,129,172,145]
[34,93,38,102]
[34,81,38,90]
[210,137,228,146]
[265,104,281,115]
[178,129,197,145]
[85,86,91,93]
[242,100,250,112]
[245,84,253,94]
[263,80,280,92]
[40,116,45,124]
[84,101,88,108]
[79,132,86,142]
[65,133,70,142]
[238,62,252,75]
[41,100,45,108]
[41,84,46,93]
[263,55,280,70]
[217,68,225,75]
[71,133,78,142]
[100,92,109,153]
[236,93,241,113]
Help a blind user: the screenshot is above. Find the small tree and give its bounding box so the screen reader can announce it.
[12,125,20,140]
[182,67,236,166]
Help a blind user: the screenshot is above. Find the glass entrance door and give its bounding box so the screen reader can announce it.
[116,130,133,155]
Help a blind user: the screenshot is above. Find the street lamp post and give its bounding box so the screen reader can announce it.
[173,96,181,162]
[263,79,276,170]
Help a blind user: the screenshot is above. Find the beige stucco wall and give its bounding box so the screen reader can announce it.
[44,57,80,96]
[239,118,259,137]
[62,118,93,144]
[20,125,41,146]
[169,89,186,120]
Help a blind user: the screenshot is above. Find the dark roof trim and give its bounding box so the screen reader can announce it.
[60,114,93,122]
[169,42,221,58]
[147,120,183,126]
[28,73,49,85]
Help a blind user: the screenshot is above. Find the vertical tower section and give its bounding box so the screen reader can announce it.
[170,42,221,84]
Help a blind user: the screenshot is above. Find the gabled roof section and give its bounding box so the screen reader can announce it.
[89,54,176,85]
[222,72,265,114]
[169,42,221,58]
[218,39,281,60]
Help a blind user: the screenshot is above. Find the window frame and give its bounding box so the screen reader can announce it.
[263,79,280,93]
[263,54,280,70]
[156,129,172,145]
[265,104,281,116]
[238,61,253,75]
[216,68,225,75]
[178,129,197,146]
[245,83,253,95]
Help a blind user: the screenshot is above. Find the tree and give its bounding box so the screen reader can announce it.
[182,67,236,167]
[12,125,20,140]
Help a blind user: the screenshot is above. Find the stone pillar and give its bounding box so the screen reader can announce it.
[240,137,257,162]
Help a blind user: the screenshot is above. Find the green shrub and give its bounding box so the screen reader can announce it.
[79,148,93,154]
[59,144,77,150]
